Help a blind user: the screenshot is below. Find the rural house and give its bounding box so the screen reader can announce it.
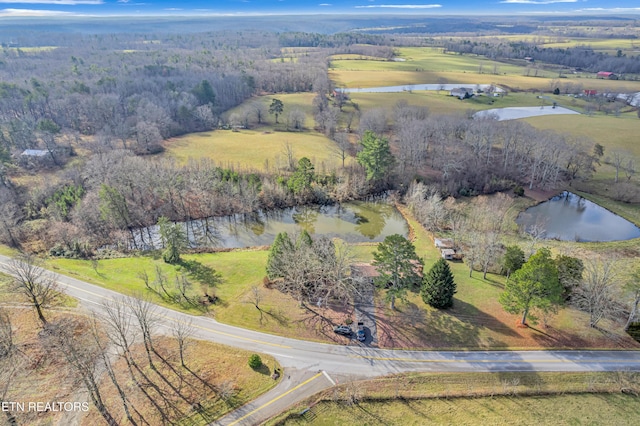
[596,71,618,80]
[450,87,473,99]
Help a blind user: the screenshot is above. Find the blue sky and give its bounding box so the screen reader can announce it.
[0,0,639,17]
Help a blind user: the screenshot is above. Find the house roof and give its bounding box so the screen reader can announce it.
[597,71,614,76]
[351,263,380,278]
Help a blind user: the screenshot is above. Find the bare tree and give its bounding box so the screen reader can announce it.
[6,254,59,326]
[624,267,640,331]
[572,258,622,328]
[171,318,194,369]
[44,317,120,426]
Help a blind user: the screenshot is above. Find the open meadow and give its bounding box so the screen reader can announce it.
[270,371,640,426]
[163,93,347,170]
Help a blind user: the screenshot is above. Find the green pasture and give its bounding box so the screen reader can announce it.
[275,393,640,425]
[524,113,640,158]
[329,46,640,93]
[164,128,341,171]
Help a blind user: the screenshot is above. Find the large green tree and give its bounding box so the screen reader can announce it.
[266,232,294,280]
[499,248,562,326]
[555,254,584,299]
[356,130,395,181]
[287,157,314,196]
[502,245,525,281]
[372,234,423,310]
[421,258,456,309]
[269,98,284,124]
[157,216,188,264]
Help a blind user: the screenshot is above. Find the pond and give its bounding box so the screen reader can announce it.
[132,200,409,249]
[516,191,640,242]
[337,83,504,94]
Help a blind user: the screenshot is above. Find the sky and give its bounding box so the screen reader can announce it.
[0,0,639,18]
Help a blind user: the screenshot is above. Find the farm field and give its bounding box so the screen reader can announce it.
[274,393,640,425]
[164,128,341,171]
[330,46,640,93]
[163,93,346,170]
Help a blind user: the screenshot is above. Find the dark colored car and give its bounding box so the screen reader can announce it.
[356,321,366,341]
[333,325,352,336]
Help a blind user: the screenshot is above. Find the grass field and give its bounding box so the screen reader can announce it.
[274,394,640,425]
[329,46,640,93]
[164,128,342,171]
[270,371,640,425]
[164,93,346,171]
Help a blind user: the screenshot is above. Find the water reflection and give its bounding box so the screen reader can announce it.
[131,200,408,249]
[516,191,640,242]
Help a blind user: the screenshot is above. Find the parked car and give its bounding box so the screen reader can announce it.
[356,321,366,341]
[333,325,352,336]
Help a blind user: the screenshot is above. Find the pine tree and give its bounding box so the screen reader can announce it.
[421,258,457,309]
[372,234,423,310]
[266,232,293,280]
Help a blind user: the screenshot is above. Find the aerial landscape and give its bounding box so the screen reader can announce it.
[1,1,640,425]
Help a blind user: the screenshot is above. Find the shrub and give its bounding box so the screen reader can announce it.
[513,185,525,197]
[248,354,262,369]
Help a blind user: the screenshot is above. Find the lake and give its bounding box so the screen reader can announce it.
[132,200,409,249]
[516,192,640,242]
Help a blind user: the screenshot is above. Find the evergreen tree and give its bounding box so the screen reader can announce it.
[269,98,284,124]
[421,258,457,309]
[266,232,293,280]
[287,157,314,196]
[157,216,188,264]
[502,245,525,281]
[356,130,395,181]
[372,234,423,310]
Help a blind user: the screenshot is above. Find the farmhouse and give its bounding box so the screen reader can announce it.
[583,89,597,96]
[596,71,618,80]
[450,87,473,99]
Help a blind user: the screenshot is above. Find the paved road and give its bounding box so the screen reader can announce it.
[2,254,640,425]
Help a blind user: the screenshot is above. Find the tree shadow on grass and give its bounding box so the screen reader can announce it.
[377,299,510,349]
[355,403,391,426]
[251,364,272,376]
[179,259,223,288]
[447,299,519,338]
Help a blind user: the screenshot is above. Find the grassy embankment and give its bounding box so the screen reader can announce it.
[268,372,640,426]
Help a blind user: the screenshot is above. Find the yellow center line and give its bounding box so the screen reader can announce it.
[227,372,324,426]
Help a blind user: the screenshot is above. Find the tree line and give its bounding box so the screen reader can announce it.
[443,39,640,75]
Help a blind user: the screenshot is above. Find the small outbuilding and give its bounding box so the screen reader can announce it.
[441,249,456,260]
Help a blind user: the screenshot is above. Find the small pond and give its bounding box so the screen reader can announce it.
[337,83,504,94]
[516,191,640,242]
[132,200,409,249]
